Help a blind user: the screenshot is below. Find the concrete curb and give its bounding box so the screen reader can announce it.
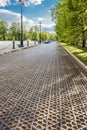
[60,44,87,73]
[0,45,35,56]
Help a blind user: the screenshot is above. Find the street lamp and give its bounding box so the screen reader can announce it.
[39,21,41,43]
[18,0,24,47]
[45,28,46,40]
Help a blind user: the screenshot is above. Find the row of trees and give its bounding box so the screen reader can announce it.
[0,20,56,41]
[51,0,87,47]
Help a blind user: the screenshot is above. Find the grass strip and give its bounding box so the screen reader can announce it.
[60,42,87,66]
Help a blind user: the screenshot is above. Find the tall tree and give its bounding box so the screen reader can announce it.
[9,22,20,40]
[51,0,87,47]
[29,26,39,41]
[0,20,8,40]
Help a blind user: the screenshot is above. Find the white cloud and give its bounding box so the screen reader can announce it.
[34,18,55,33]
[42,23,55,28]
[0,9,20,22]
[0,9,34,28]
[28,0,43,5]
[0,9,55,33]
[38,17,45,22]
[16,0,43,6]
[42,23,55,34]
[0,0,10,7]
[48,10,51,14]
[0,0,43,7]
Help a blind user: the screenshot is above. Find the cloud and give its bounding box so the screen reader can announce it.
[20,0,43,6]
[0,0,43,7]
[0,9,55,33]
[0,9,20,22]
[34,18,55,33]
[16,0,44,6]
[28,0,43,5]
[42,23,55,28]
[0,0,10,7]
[42,23,55,34]
[38,17,45,22]
[0,9,34,28]
[48,10,51,14]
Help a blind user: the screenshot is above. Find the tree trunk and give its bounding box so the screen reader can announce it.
[3,33,5,40]
[75,39,78,45]
[82,39,86,47]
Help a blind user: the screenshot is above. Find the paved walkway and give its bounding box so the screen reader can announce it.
[0,42,87,130]
[0,41,37,53]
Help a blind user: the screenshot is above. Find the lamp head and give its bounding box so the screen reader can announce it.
[18,0,25,5]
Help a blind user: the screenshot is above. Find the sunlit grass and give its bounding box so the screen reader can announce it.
[60,42,87,66]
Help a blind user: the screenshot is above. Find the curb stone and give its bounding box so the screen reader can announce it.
[0,45,35,56]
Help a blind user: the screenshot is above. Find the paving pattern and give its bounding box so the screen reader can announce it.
[0,42,87,130]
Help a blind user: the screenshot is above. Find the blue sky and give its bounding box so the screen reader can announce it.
[0,0,58,33]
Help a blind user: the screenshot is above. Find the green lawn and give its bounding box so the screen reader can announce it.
[60,42,87,66]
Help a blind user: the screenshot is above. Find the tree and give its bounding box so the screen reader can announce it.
[9,22,20,40]
[51,0,87,47]
[29,26,39,41]
[23,25,29,40]
[0,20,8,40]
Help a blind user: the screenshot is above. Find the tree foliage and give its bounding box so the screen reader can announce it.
[0,20,56,41]
[0,20,8,40]
[9,22,20,40]
[51,0,87,47]
[29,26,39,41]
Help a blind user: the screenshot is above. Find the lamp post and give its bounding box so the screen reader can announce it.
[18,0,24,47]
[39,21,41,43]
[45,28,46,40]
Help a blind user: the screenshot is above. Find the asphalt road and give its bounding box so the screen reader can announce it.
[0,42,87,130]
